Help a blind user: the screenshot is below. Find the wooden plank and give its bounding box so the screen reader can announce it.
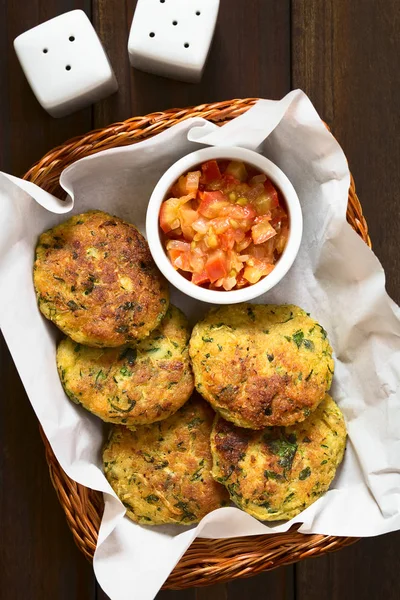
[0,337,95,600]
[0,1,95,599]
[99,563,295,599]
[292,1,400,596]
[93,0,291,125]
[92,0,134,125]
[96,587,196,600]
[158,590,196,600]
[195,583,227,600]
[295,533,400,600]
[292,0,400,303]
[0,0,93,176]
[227,568,294,600]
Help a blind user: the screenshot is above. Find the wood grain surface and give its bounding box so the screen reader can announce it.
[0,1,399,599]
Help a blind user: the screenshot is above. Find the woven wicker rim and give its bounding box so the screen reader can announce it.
[26,99,370,590]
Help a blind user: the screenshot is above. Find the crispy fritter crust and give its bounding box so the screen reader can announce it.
[57,305,194,427]
[211,394,346,521]
[189,304,334,428]
[34,210,169,346]
[103,396,229,525]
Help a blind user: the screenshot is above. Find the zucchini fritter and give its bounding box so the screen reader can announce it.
[211,394,346,521]
[190,303,334,428]
[103,396,229,525]
[34,210,169,347]
[57,305,194,427]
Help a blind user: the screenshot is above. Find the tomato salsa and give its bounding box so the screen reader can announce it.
[159,159,289,290]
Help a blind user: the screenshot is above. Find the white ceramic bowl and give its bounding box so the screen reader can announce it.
[146,146,302,304]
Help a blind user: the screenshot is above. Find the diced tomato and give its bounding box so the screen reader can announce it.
[218,228,245,253]
[219,229,236,251]
[275,224,289,255]
[204,180,224,192]
[242,183,265,202]
[186,171,201,193]
[166,241,191,271]
[159,198,181,233]
[192,217,209,235]
[243,259,275,284]
[222,229,246,253]
[175,254,193,271]
[252,194,274,215]
[204,230,219,249]
[243,265,263,284]
[221,275,237,291]
[179,204,198,241]
[263,178,279,207]
[247,239,275,262]
[233,229,246,243]
[226,249,244,273]
[225,203,257,221]
[235,271,248,288]
[201,160,222,184]
[235,234,252,252]
[160,159,289,291]
[159,195,193,233]
[225,161,248,182]
[192,271,209,285]
[227,181,252,200]
[166,240,191,252]
[193,238,208,255]
[205,250,228,282]
[198,191,230,218]
[210,217,231,235]
[170,176,188,198]
[249,179,279,215]
[168,250,192,271]
[221,173,241,187]
[270,205,288,227]
[251,217,277,245]
[166,248,180,264]
[187,241,205,270]
[189,253,205,273]
[170,172,201,197]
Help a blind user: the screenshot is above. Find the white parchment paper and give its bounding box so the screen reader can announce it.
[1,90,400,600]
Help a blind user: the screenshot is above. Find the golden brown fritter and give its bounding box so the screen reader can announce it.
[103,395,229,525]
[189,304,334,428]
[57,305,194,427]
[211,394,346,521]
[34,210,169,347]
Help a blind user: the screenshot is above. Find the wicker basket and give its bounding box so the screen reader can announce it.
[25,99,370,590]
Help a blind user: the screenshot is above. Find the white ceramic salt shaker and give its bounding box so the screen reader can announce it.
[128,0,220,83]
[14,10,118,118]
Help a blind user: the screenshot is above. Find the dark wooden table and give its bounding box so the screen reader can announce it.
[1,1,399,599]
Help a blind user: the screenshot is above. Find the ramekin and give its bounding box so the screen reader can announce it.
[146,146,302,304]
